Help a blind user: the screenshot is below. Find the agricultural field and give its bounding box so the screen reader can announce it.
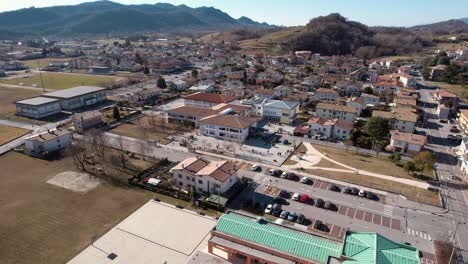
[0,86,42,115]
[0,72,116,90]
[0,151,154,264]
[424,80,468,101]
[22,58,70,69]
[0,125,30,145]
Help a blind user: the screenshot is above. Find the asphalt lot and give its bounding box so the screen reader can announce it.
[233,168,453,254]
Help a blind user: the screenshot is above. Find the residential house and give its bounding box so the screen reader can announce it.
[388,130,426,155]
[170,157,239,194]
[394,98,417,109]
[429,65,447,81]
[315,88,338,102]
[360,93,380,106]
[433,89,458,113]
[346,97,365,116]
[73,111,102,133]
[437,104,450,120]
[24,128,71,156]
[457,109,468,134]
[372,108,418,133]
[333,119,353,140]
[315,103,357,122]
[166,104,251,127]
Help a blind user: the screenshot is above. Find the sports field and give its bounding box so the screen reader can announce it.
[0,72,116,90]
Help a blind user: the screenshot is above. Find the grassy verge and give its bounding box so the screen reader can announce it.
[312,144,431,181]
[0,125,30,145]
[305,169,440,206]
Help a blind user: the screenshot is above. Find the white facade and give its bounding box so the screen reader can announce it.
[199,123,250,143]
[24,129,71,155]
[315,105,357,123]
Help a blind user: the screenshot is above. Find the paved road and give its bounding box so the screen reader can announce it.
[419,86,468,262]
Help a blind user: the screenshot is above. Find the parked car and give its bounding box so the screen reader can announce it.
[251,164,260,171]
[440,119,448,123]
[278,190,289,198]
[272,205,282,217]
[358,190,366,197]
[299,194,309,203]
[287,211,297,221]
[314,220,324,231]
[297,214,306,225]
[269,169,278,176]
[300,177,312,184]
[450,126,460,133]
[273,197,287,204]
[324,201,334,210]
[343,186,351,194]
[351,187,359,195]
[316,198,325,208]
[264,204,273,214]
[281,172,293,179]
[329,184,340,192]
[292,193,301,201]
[365,191,378,200]
[279,210,289,219]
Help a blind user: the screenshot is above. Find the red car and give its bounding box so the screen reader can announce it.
[299,194,309,203]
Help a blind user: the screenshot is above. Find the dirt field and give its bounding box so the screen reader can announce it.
[0,151,154,264]
[110,116,193,145]
[0,72,116,90]
[0,124,30,145]
[23,58,70,69]
[0,86,42,115]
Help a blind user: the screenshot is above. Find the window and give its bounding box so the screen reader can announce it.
[214,184,221,189]
[198,180,203,184]
[178,174,182,178]
[179,182,183,186]
[199,187,203,192]
[192,177,195,182]
[186,176,190,180]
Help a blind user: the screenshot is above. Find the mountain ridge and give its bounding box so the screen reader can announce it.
[0,0,274,39]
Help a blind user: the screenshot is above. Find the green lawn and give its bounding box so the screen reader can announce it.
[424,81,468,101]
[0,72,116,90]
[23,58,69,69]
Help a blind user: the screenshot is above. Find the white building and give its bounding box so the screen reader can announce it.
[199,113,260,143]
[388,130,426,155]
[315,103,357,122]
[315,88,338,102]
[16,97,61,119]
[24,128,71,156]
[170,157,239,194]
[360,93,380,106]
[372,109,418,133]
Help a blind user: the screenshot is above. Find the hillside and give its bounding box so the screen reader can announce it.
[410,19,468,35]
[240,13,433,57]
[0,0,273,39]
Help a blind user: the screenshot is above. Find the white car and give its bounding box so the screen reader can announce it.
[280,172,289,178]
[300,177,310,184]
[358,190,365,197]
[251,164,260,171]
[292,193,301,201]
[264,204,273,214]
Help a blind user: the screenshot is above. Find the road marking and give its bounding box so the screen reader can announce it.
[407,228,432,240]
[383,205,393,216]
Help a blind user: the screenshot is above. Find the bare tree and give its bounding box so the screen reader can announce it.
[68,142,87,172]
[115,135,127,168]
[344,138,353,152]
[136,118,147,160]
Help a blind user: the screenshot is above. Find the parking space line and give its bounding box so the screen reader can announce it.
[372,214,382,225]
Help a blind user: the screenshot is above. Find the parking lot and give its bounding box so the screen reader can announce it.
[232,168,437,253]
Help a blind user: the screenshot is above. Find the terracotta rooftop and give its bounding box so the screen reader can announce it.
[199,114,261,129]
[316,88,338,94]
[171,157,210,174]
[391,130,426,146]
[372,109,418,123]
[184,92,237,104]
[196,160,239,182]
[168,106,218,118]
[316,102,357,113]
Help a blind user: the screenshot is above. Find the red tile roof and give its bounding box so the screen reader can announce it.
[184,92,237,104]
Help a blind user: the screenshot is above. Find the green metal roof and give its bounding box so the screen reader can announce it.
[342,231,420,264]
[214,212,342,264]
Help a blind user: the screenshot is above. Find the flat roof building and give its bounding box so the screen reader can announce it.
[42,86,107,110]
[15,96,61,119]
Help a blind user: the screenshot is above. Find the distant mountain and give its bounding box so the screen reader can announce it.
[410,19,468,35]
[237,16,272,28]
[0,0,274,39]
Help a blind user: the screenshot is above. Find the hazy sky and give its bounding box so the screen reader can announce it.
[0,0,467,27]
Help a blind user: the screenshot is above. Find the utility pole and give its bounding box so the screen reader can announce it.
[37,61,45,93]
